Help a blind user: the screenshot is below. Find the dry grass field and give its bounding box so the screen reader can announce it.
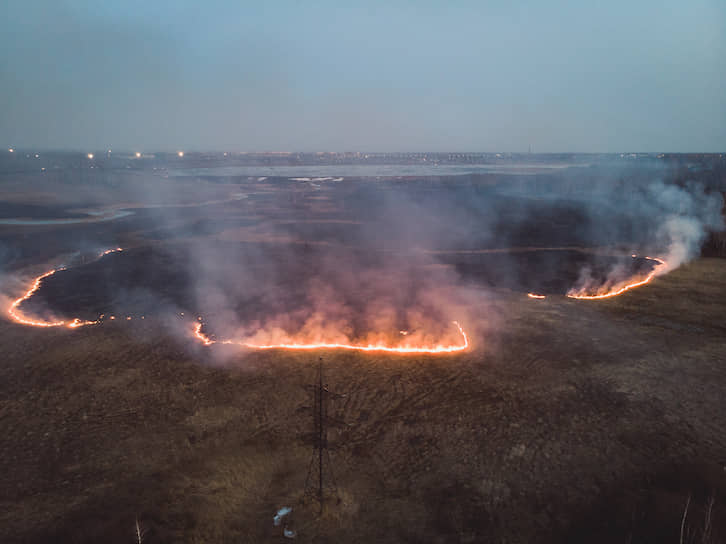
[1,257,724,543]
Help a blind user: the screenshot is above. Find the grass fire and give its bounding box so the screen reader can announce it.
[4,3,726,540]
[1,158,725,544]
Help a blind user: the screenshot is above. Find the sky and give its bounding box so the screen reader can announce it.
[1,1,725,153]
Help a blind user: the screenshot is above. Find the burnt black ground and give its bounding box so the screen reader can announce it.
[24,244,656,327]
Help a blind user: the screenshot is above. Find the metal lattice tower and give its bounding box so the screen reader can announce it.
[303,357,339,515]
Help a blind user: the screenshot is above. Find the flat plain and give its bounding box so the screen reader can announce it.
[0,166,724,543]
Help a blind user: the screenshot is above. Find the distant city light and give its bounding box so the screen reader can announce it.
[35,153,39,158]
[177,151,184,157]
[8,148,13,153]
[108,149,112,153]
[87,153,94,159]
[135,152,141,158]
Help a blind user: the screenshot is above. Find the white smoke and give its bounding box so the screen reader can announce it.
[646,180,724,272]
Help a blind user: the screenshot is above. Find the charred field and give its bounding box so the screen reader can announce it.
[21,244,656,336]
[1,159,725,543]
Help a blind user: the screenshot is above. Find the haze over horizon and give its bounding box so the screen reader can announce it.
[2,1,725,153]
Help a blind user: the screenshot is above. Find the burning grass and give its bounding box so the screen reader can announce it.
[6,243,662,356]
[192,320,469,354]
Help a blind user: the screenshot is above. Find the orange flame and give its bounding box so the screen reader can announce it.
[566,256,667,300]
[7,248,123,328]
[527,293,546,299]
[7,246,468,355]
[192,321,469,354]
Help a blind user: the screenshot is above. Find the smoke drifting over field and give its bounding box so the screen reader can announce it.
[565,180,724,295]
[173,170,724,355]
[191,241,477,352]
[647,181,724,268]
[2,161,724,357]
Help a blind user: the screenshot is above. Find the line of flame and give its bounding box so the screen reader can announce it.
[527,293,546,299]
[7,248,470,355]
[566,256,667,300]
[193,321,469,354]
[7,248,123,328]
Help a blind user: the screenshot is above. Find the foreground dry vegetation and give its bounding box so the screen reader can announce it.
[1,258,725,543]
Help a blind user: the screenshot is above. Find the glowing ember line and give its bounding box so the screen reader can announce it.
[566,256,667,300]
[12,247,466,354]
[527,293,546,299]
[8,247,467,355]
[193,321,470,354]
[7,248,123,328]
[193,321,215,346]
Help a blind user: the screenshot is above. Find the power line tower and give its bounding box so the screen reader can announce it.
[303,357,341,515]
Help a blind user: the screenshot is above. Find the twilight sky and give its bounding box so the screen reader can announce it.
[1,1,724,152]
